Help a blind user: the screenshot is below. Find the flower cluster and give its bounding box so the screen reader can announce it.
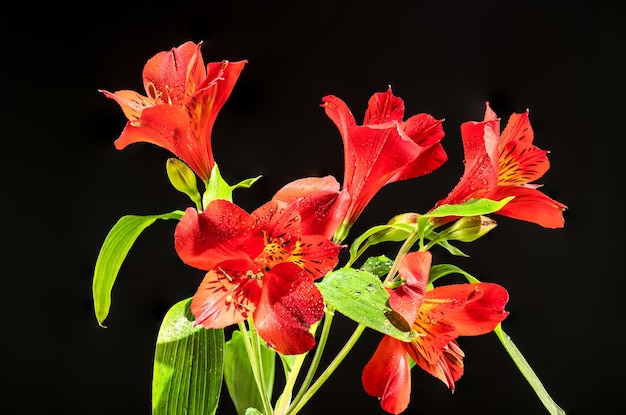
[94,41,567,415]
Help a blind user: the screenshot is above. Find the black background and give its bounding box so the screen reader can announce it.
[4,1,624,414]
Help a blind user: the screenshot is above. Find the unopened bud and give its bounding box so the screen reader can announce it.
[166,158,201,206]
[368,212,421,245]
[437,215,497,242]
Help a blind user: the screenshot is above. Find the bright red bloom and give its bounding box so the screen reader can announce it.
[362,251,509,414]
[322,87,448,234]
[434,102,566,228]
[101,41,246,182]
[174,198,343,355]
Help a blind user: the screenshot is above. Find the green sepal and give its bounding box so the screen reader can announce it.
[317,268,416,341]
[152,297,224,415]
[224,330,275,415]
[92,210,184,326]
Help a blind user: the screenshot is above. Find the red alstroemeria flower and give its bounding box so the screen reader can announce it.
[322,87,448,235]
[362,251,509,414]
[434,102,567,228]
[174,198,343,355]
[101,41,247,183]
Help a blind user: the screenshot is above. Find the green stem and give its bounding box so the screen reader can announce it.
[286,323,367,415]
[383,226,421,285]
[288,308,335,412]
[274,351,308,415]
[238,320,274,415]
[494,324,565,415]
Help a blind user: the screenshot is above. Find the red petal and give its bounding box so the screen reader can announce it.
[337,124,423,225]
[363,87,406,124]
[271,176,350,239]
[289,234,342,279]
[199,60,247,130]
[498,140,550,186]
[142,41,203,105]
[190,260,262,328]
[407,333,465,391]
[424,283,509,336]
[482,186,567,228]
[500,108,534,145]
[174,203,263,271]
[113,104,214,181]
[433,118,500,211]
[253,263,324,355]
[100,89,154,121]
[362,336,411,415]
[389,251,430,326]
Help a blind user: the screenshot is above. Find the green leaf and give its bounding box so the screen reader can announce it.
[232,175,263,191]
[417,197,513,234]
[348,224,413,263]
[152,298,225,415]
[429,263,479,284]
[317,268,416,341]
[92,211,184,326]
[425,197,514,219]
[429,239,469,257]
[204,163,234,205]
[224,330,275,415]
[494,325,566,415]
[361,255,393,277]
[244,409,264,415]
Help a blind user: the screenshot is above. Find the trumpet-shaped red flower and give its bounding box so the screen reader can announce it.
[362,251,509,414]
[434,102,566,228]
[174,197,343,355]
[322,87,448,236]
[101,41,246,182]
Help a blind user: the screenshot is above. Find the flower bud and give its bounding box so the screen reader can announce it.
[368,212,421,245]
[166,158,201,206]
[436,215,497,242]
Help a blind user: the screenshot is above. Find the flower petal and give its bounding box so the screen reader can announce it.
[288,235,343,279]
[498,140,550,186]
[363,87,405,124]
[362,336,412,415]
[271,176,350,239]
[100,89,154,121]
[175,203,263,271]
[481,186,567,228]
[389,251,430,326]
[190,259,261,328]
[142,41,204,105]
[253,263,324,355]
[424,282,509,336]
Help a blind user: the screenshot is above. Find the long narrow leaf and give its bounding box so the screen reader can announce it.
[494,325,566,415]
[92,211,183,326]
[152,298,225,415]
